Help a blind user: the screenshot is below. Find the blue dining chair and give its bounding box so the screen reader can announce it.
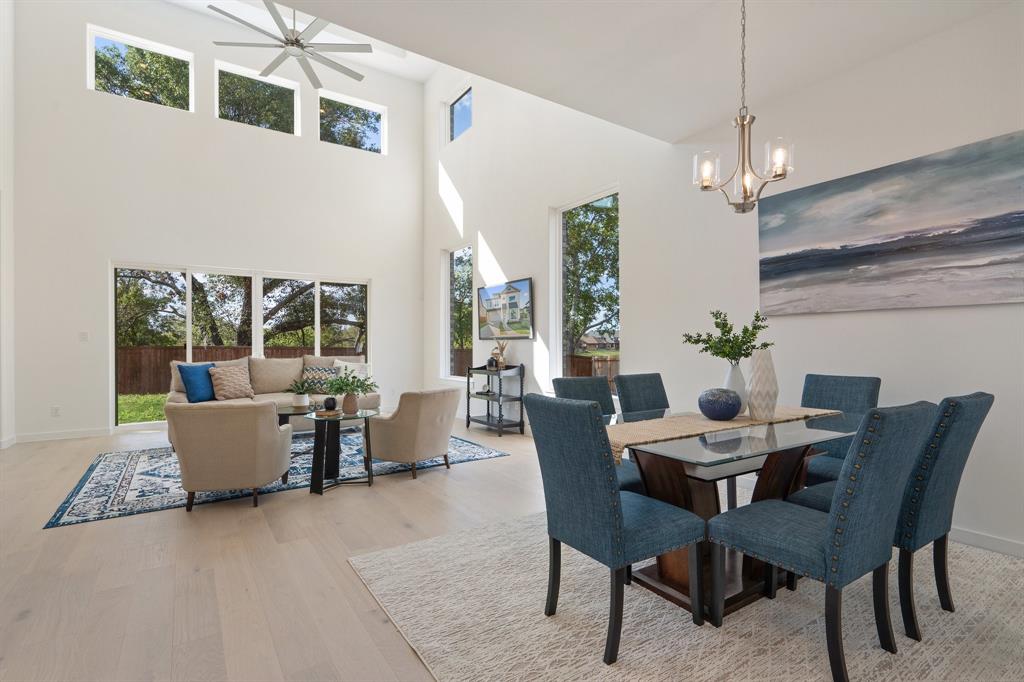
[789,392,994,642]
[553,376,645,495]
[614,373,670,413]
[707,402,935,682]
[523,394,707,665]
[802,374,882,486]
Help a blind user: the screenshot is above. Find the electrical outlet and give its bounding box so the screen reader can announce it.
[78,331,89,343]
[50,406,61,418]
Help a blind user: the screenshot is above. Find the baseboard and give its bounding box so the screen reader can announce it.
[949,526,1023,558]
[0,434,14,449]
[16,426,112,443]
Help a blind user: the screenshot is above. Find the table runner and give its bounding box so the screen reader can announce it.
[606,406,841,462]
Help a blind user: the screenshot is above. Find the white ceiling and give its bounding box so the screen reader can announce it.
[285,0,1005,143]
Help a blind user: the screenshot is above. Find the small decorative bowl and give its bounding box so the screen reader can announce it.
[323,396,337,411]
[698,388,742,421]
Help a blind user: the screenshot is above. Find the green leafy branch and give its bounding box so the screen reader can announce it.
[682,310,773,365]
[326,367,379,396]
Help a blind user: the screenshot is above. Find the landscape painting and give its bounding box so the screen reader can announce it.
[478,278,533,339]
[758,130,1024,315]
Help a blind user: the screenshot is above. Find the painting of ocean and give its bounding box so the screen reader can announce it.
[758,130,1024,315]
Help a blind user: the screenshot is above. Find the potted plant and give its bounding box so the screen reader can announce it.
[326,368,379,415]
[286,378,316,408]
[682,310,773,414]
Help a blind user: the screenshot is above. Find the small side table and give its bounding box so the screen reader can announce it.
[303,409,380,494]
[466,364,525,436]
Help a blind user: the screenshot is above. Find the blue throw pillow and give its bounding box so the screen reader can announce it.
[178,363,215,403]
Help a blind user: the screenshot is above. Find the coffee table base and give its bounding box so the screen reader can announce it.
[310,417,374,494]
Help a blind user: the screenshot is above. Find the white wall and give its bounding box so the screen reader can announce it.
[0,0,15,449]
[421,5,1024,554]
[13,0,424,440]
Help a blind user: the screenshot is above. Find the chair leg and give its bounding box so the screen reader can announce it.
[185,491,195,512]
[603,567,626,665]
[443,453,451,469]
[281,471,289,485]
[764,564,778,599]
[826,586,849,682]
[934,534,955,612]
[898,548,922,641]
[710,543,725,628]
[411,461,417,479]
[252,488,259,507]
[688,544,705,626]
[872,562,898,653]
[624,564,632,585]
[786,570,798,591]
[544,537,561,617]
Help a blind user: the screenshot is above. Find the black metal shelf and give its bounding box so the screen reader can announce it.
[466,363,525,436]
[471,391,522,403]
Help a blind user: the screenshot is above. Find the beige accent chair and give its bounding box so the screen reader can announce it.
[369,388,461,479]
[164,401,292,511]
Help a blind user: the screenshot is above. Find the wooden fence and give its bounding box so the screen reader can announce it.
[568,354,620,390]
[450,348,474,376]
[117,345,358,395]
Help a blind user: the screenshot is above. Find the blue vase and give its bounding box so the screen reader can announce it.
[698,388,742,421]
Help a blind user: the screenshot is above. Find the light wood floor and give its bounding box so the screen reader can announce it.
[0,423,546,681]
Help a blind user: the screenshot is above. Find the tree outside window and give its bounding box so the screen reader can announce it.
[449,247,473,376]
[94,37,189,110]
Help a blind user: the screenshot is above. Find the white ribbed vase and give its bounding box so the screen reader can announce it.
[747,349,779,420]
[723,363,747,415]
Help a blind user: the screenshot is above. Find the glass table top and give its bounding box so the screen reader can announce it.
[303,408,380,421]
[606,409,864,467]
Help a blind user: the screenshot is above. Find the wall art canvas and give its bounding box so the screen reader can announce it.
[758,130,1024,315]
[478,278,533,339]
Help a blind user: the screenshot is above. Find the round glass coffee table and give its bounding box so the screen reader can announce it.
[303,409,380,494]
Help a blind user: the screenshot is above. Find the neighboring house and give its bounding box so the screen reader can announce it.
[481,284,527,326]
[580,334,619,351]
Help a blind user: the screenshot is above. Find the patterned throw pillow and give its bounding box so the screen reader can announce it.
[209,364,255,400]
[301,366,338,394]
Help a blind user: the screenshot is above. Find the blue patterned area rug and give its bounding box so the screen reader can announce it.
[45,433,508,528]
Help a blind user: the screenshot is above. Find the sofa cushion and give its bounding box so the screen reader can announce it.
[178,363,216,403]
[210,364,255,400]
[333,358,371,379]
[170,357,247,393]
[301,366,338,394]
[249,357,303,394]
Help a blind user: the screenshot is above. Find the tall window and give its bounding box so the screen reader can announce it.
[217,65,297,135]
[114,268,187,424]
[89,27,192,111]
[320,94,384,154]
[191,273,253,362]
[262,278,315,357]
[448,246,473,376]
[320,283,369,358]
[449,87,472,141]
[561,194,620,391]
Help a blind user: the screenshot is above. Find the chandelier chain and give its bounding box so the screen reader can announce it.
[739,0,747,116]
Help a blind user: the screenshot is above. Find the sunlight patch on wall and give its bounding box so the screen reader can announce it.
[438,161,464,237]
[476,232,507,288]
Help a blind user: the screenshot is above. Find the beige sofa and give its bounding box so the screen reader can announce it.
[165,401,291,510]
[369,388,460,478]
[166,355,381,447]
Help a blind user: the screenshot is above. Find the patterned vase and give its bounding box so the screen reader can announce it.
[724,363,747,415]
[342,393,359,415]
[747,349,779,420]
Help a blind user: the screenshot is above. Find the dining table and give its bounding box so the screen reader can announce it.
[605,408,864,619]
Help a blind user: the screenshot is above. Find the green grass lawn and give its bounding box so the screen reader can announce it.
[576,349,620,358]
[118,394,166,424]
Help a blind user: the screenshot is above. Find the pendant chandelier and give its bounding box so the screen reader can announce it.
[692,0,793,213]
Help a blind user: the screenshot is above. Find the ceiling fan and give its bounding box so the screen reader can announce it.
[208,0,372,88]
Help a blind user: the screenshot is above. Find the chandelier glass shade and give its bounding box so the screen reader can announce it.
[693,0,794,213]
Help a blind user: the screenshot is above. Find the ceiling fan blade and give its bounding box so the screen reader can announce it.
[260,50,290,78]
[262,0,290,38]
[213,41,283,48]
[296,55,323,90]
[306,43,373,53]
[306,50,364,82]
[297,17,329,43]
[207,5,283,43]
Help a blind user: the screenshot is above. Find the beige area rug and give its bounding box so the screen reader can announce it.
[350,511,1024,681]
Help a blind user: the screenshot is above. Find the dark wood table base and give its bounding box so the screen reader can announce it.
[310,417,374,494]
[631,444,811,620]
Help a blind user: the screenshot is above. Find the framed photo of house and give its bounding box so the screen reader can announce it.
[477,278,533,340]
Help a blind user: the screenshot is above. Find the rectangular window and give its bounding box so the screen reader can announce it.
[114,268,187,424]
[88,26,192,111]
[449,87,472,141]
[319,282,369,358]
[561,194,620,392]
[320,93,384,154]
[448,246,473,377]
[217,64,298,135]
[190,273,253,363]
[262,278,315,357]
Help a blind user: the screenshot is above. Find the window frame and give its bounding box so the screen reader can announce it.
[86,24,195,112]
[447,85,472,143]
[213,60,301,136]
[442,246,474,380]
[318,88,388,155]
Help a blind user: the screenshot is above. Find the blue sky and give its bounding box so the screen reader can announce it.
[451,88,472,139]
